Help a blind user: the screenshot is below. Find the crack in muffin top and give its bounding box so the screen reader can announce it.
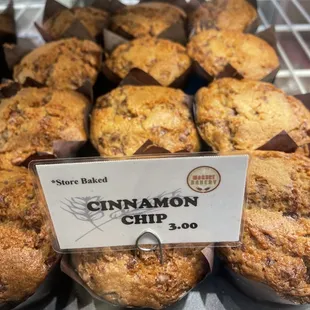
[43,7,109,38]
[195,78,310,151]
[105,37,191,86]
[189,0,257,34]
[111,2,186,38]
[91,85,200,156]
[0,86,89,165]
[187,29,279,80]
[13,38,102,90]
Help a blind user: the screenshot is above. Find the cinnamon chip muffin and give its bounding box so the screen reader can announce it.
[0,162,58,304]
[187,29,279,80]
[189,0,257,34]
[43,7,109,38]
[111,2,186,38]
[195,78,310,151]
[105,37,191,86]
[91,85,200,156]
[219,151,310,304]
[13,38,102,90]
[0,86,89,165]
[73,248,208,309]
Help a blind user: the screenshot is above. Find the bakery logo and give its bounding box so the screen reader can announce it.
[187,166,221,193]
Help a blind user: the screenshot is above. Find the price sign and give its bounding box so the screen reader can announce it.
[33,155,248,251]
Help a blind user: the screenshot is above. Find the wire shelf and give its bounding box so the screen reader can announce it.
[0,0,309,95]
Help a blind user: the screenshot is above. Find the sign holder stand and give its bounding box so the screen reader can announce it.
[135,230,164,264]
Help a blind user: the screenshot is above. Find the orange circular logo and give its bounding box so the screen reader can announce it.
[187,166,221,193]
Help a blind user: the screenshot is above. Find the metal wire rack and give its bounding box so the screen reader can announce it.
[0,0,309,95]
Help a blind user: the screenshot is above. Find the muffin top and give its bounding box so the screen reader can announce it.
[0,86,89,165]
[13,38,102,90]
[91,85,200,156]
[187,29,279,80]
[189,0,257,34]
[195,78,310,151]
[43,7,109,38]
[219,151,310,304]
[73,248,208,309]
[111,2,186,38]
[105,37,191,86]
[0,163,57,302]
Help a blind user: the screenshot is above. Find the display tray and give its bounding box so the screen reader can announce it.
[1,0,309,309]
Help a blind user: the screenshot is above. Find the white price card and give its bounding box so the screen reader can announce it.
[33,155,249,251]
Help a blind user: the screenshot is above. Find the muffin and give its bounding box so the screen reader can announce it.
[13,38,102,90]
[219,151,310,304]
[195,78,310,151]
[111,2,186,38]
[105,37,191,86]
[0,162,58,304]
[91,85,200,156]
[43,7,109,39]
[73,248,208,309]
[189,0,257,34]
[187,29,279,80]
[0,86,89,166]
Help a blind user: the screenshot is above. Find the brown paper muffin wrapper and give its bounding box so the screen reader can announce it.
[256,130,298,153]
[102,33,193,89]
[0,257,61,310]
[226,268,308,307]
[60,245,213,309]
[0,0,16,45]
[192,27,280,84]
[35,0,110,44]
[188,0,259,37]
[0,0,17,80]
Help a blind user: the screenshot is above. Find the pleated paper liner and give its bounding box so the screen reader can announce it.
[225,268,309,307]
[0,80,92,167]
[0,257,62,310]
[0,0,16,45]
[101,30,193,89]
[192,27,280,85]
[188,0,260,38]
[35,0,110,45]
[0,0,17,80]
[61,244,213,309]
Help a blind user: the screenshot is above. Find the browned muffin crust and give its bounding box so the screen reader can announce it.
[43,7,109,38]
[111,2,186,38]
[105,37,191,86]
[187,29,279,80]
[13,38,102,90]
[0,86,89,165]
[219,151,310,304]
[0,163,58,303]
[195,78,310,151]
[189,0,257,34]
[73,248,208,309]
[91,85,200,156]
